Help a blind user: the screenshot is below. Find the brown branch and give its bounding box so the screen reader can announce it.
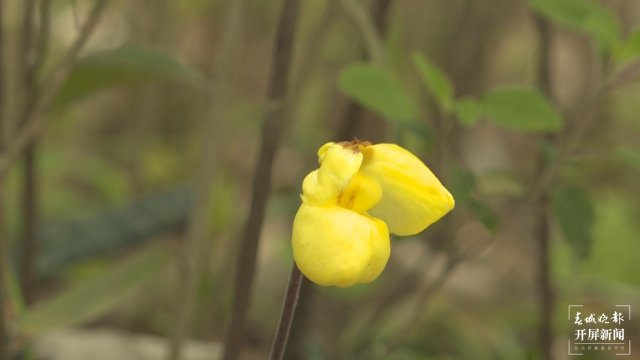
[0,0,4,147]
[32,0,53,91]
[222,0,300,358]
[19,0,36,102]
[370,0,392,32]
[5,0,37,143]
[0,0,110,181]
[371,252,464,359]
[338,0,392,141]
[343,225,495,358]
[0,192,7,360]
[339,0,385,66]
[19,145,38,304]
[20,0,52,306]
[269,264,303,360]
[522,32,635,207]
[534,15,554,360]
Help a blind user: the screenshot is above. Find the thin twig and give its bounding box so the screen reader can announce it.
[20,145,38,304]
[288,0,338,114]
[17,0,38,304]
[0,190,7,360]
[0,0,3,140]
[269,264,303,360]
[0,0,110,181]
[339,0,385,66]
[528,11,610,359]
[166,1,244,359]
[6,0,37,143]
[32,0,53,90]
[372,252,464,359]
[222,0,300,358]
[19,0,36,109]
[347,227,496,359]
[20,0,52,306]
[0,2,3,136]
[337,0,391,143]
[338,247,439,354]
[522,41,636,207]
[534,15,554,360]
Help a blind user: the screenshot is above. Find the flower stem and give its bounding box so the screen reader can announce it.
[269,264,304,360]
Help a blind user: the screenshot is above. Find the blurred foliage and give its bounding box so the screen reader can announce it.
[529,0,621,51]
[412,52,455,114]
[338,62,417,121]
[551,186,595,260]
[18,243,172,336]
[54,46,205,110]
[479,87,563,132]
[34,188,190,279]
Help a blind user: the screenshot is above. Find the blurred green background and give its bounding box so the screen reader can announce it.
[1,0,639,359]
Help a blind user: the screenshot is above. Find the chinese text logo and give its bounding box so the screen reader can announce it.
[568,305,631,356]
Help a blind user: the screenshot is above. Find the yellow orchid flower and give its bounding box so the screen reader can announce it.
[292,140,454,287]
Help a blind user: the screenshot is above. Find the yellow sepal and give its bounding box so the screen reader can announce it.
[360,143,454,236]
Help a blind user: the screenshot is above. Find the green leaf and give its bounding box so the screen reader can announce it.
[338,63,417,121]
[454,97,482,126]
[528,0,621,51]
[411,52,454,112]
[615,28,640,61]
[481,87,563,132]
[54,46,206,110]
[18,243,172,335]
[552,186,595,259]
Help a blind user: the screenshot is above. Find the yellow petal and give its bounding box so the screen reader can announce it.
[292,204,390,287]
[302,142,363,206]
[338,172,382,213]
[360,143,454,236]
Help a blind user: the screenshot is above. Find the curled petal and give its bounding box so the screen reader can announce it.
[292,204,390,287]
[302,143,363,206]
[360,143,454,236]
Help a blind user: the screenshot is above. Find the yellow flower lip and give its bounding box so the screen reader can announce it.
[292,140,454,287]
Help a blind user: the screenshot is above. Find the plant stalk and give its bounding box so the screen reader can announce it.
[269,264,303,360]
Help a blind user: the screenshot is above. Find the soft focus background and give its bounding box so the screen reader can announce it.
[0,0,639,359]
